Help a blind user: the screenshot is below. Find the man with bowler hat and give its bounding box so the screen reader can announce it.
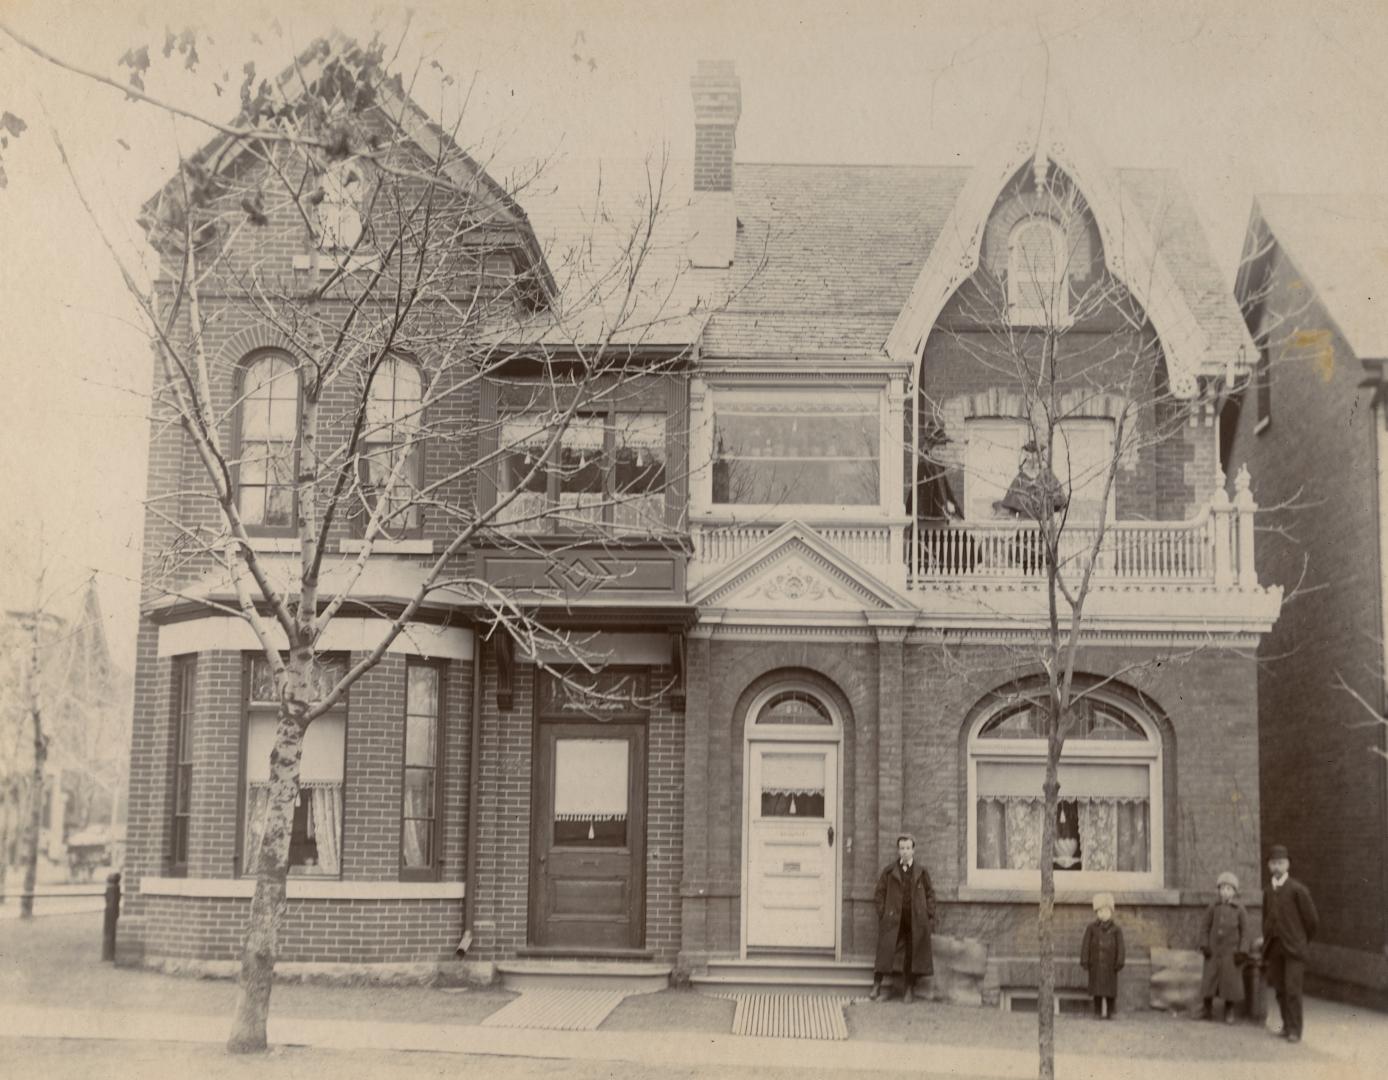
[1255,844,1319,1043]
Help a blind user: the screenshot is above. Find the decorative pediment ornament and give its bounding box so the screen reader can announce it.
[883,77,1248,400]
[690,521,916,615]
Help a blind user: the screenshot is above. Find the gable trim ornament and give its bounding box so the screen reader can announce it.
[690,519,915,612]
[884,77,1235,401]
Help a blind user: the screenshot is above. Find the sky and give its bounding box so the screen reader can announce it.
[0,0,1385,666]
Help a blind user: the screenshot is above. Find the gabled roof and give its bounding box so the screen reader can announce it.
[1239,194,1388,361]
[140,35,555,300]
[702,95,1251,396]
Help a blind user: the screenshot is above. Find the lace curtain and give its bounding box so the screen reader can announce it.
[244,781,343,875]
[977,795,1148,872]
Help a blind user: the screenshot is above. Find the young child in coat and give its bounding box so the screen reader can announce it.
[1080,892,1125,1019]
[1198,871,1248,1023]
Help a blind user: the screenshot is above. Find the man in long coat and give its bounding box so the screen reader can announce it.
[1255,844,1319,1044]
[870,834,936,1002]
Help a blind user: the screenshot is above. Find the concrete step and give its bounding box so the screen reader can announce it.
[495,958,671,994]
[693,955,876,995]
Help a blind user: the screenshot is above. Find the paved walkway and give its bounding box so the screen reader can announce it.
[5,999,1383,1080]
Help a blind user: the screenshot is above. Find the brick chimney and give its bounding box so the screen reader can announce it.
[688,60,740,267]
[691,60,741,192]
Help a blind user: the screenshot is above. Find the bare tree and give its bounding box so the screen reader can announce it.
[1,26,715,1052]
[909,159,1276,1078]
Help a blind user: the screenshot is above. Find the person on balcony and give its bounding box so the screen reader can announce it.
[869,834,936,1003]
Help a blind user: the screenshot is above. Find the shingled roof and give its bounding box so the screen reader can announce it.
[699,161,1247,365]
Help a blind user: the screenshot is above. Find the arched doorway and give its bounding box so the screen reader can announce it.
[741,682,844,956]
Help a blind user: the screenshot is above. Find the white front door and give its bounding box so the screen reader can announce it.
[745,742,839,949]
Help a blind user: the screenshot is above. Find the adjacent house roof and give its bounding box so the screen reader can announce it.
[1242,194,1388,361]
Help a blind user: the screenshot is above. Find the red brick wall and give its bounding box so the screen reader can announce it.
[678,635,1261,966]
[467,644,685,961]
[1228,240,1388,976]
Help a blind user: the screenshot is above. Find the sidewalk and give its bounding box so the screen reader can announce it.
[3,914,1382,1078]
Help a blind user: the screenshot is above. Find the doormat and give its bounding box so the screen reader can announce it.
[481,989,628,1031]
[723,992,850,1040]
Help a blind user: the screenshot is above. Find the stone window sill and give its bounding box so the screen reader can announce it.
[338,538,435,555]
[953,886,1182,906]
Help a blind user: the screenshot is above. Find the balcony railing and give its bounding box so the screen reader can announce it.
[689,467,1262,597]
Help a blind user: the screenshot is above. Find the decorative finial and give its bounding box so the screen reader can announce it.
[1234,464,1251,495]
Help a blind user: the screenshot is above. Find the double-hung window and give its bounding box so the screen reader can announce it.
[964,418,1115,522]
[241,654,348,877]
[496,409,666,533]
[711,388,881,508]
[237,352,300,532]
[170,656,196,874]
[400,661,445,879]
[360,356,424,535]
[968,691,1162,890]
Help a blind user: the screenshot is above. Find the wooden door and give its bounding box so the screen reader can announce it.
[745,742,839,949]
[530,723,646,949]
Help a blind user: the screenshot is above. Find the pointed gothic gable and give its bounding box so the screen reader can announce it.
[883,83,1254,398]
[691,521,914,615]
[139,35,554,301]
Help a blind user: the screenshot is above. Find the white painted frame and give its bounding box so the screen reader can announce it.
[964,694,1164,892]
[740,680,845,960]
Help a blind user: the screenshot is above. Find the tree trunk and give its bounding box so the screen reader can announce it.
[226,703,305,1053]
[20,719,46,920]
[1037,752,1060,1080]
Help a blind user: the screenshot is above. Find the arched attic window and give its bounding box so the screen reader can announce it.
[1007,217,1069,326]
[359,355,424,536]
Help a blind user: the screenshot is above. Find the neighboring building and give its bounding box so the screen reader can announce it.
[1225,194,1388,1009]
[122,45,1281,1008]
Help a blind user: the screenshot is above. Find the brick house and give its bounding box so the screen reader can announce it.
[1224,194,1388,1009]
[121,49,1281,1007]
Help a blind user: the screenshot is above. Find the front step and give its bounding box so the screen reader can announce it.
[496,958,672,994]
[692,955,876,996]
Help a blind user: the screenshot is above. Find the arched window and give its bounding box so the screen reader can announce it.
[237,352,300,532]
[747,682,840,819]
[360,356,423,535]
[1007,217,1069,325]
[967,689,1162,889]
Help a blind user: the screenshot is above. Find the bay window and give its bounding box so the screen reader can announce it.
[241,654,347,877]
[170,656,196,874]
[711,388,881,508]
[400,661,445,878]
[968,692,1161,889]
[495,409,666,533]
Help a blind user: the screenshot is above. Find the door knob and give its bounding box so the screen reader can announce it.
[827,825,835,848]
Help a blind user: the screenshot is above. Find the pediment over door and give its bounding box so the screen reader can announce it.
[690,521,915,616]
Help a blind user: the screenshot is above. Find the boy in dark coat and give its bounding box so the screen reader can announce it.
[869,834,936,1002]
[1080,892,1125,1019]
[1254,844,1319,1043]
[1198,871,1248,1023]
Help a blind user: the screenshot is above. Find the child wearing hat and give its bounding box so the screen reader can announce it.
[1080,892,1125,1019]
[1198,871,1248,1023]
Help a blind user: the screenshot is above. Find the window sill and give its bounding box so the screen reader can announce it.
[139,876,465,900]
[697,508,909,525]
[954,886,1180,905]
[245,536,302,554]
[338,538,435,555]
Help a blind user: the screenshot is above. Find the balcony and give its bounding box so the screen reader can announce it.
[688,467,1280,633]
